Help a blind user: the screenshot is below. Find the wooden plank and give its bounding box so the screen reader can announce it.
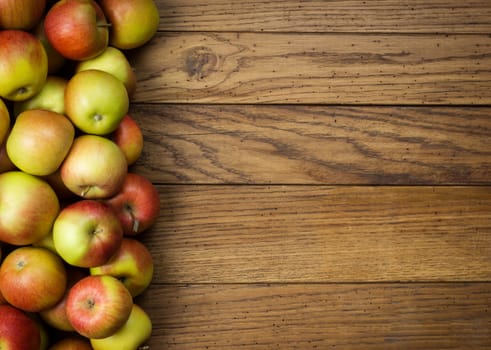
[129,32,491,104]
[141,185,491,283]
[157,0,491,34]
[130,104,491,185]
[138,283,491,349]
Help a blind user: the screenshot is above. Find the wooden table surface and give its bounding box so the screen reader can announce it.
[130,1,491,348]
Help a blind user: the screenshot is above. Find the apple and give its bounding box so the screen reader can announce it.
[13,76,68,116]
[75,46,137,97]
[90,238,154,297]
[40,267,88,332]
[49,337,93,350]
[0,246,67,312]
[0,30,48,101]
[65,69,129,135]
[6,109,75,176]
[90,303,152,350]
[100,0,160,50]
[0,171,60,245]
[0,139,16,174]
[0,99,10,145]
[65,275,133,339]
[43,168,78,201]
[0,0,46,30]
[44,0,109,60]
[52,199,124,268]
[111,114,143,166]
[33,18,66,74]
[106,172,160,235]
[0,304,41,350]
[60,134,128,198]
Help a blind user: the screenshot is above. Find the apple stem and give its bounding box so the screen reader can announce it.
[133,218,140,233]
[98,22,112,28]
[81,186,91,197]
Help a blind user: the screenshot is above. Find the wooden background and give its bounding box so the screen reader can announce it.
[130,1,491,348]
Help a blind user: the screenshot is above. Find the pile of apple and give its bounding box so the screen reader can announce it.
[0,0,161,349]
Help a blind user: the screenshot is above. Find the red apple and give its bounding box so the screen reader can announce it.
[0,171,60,245]
[0,304,41,350]
[106,172,160,236]
[66,275,133,339]
[33,18,66,74]
[90,238,154,297]
[52,199,124,268]
[0,0,46,30]
[0,30,48,101]
[49,337,93,350]
[44,0,109,60]
[111,114,144,166]
[40,267,88,332]
[0,246,67,312]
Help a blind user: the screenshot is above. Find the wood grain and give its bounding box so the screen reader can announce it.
[141,185,491,283]
[157,0,491,34]
[130,32,491,104]
[138,283,491,349]
[130,104,491,185]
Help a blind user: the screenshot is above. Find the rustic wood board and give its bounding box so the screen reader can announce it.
[134,1,491,348]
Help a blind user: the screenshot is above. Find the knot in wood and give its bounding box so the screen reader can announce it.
[185,46,218,80]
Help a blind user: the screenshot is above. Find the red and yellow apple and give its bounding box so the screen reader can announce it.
[0,304,41,350]
[111,114,143,166]
[0,0,46,30]
[0,30,48,101]
[6,109,75,176]
[44,0,109,60]
[66,275,133,339]
[0,171,60,245]
[13,76,68,116]
[52,199,124,267]
[49,337,93,350]
[60,134,128,198]
[0,246,67,312]
[106,172,160,235]
[90,238,154,297]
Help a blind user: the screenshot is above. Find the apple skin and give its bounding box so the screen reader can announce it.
[0,304,41,350]
[52,199,124,268]
[66,275,133,339]
[0,171,60,245]
[33,18,66,74]
[44,0,109,60]
[60,134,128,199]
[106,172,160,236]
[90,238,154,297]
[13,76,68,116]
[49,337,93,350]
[111,114,143,166]
[0,246,67,312]
[65,69,129,135]
[100,0,160,50]
[91,303,152,350]
[6,109,75,176]
[0,99,10,145]
[0,0,46,30]
[75,46,137,98]
[40,266,88,332]
[0,30,48,101]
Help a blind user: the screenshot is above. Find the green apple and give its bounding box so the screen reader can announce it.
[0,246,67,312]
[66,275,133,339]
[13,76,68,116]
[90,303,152,350]
[111,114,143,166]
[65,69,129,135]
[100,0,160,50]
[75,46,137,97]
[0,30,48,101]
[0,304,41,350]
[0,171,60,245]
[0,0,46,30]
[52,199,124,268]
[6,109,75,176]
[60,134,128,198]
[90,238,154,297]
